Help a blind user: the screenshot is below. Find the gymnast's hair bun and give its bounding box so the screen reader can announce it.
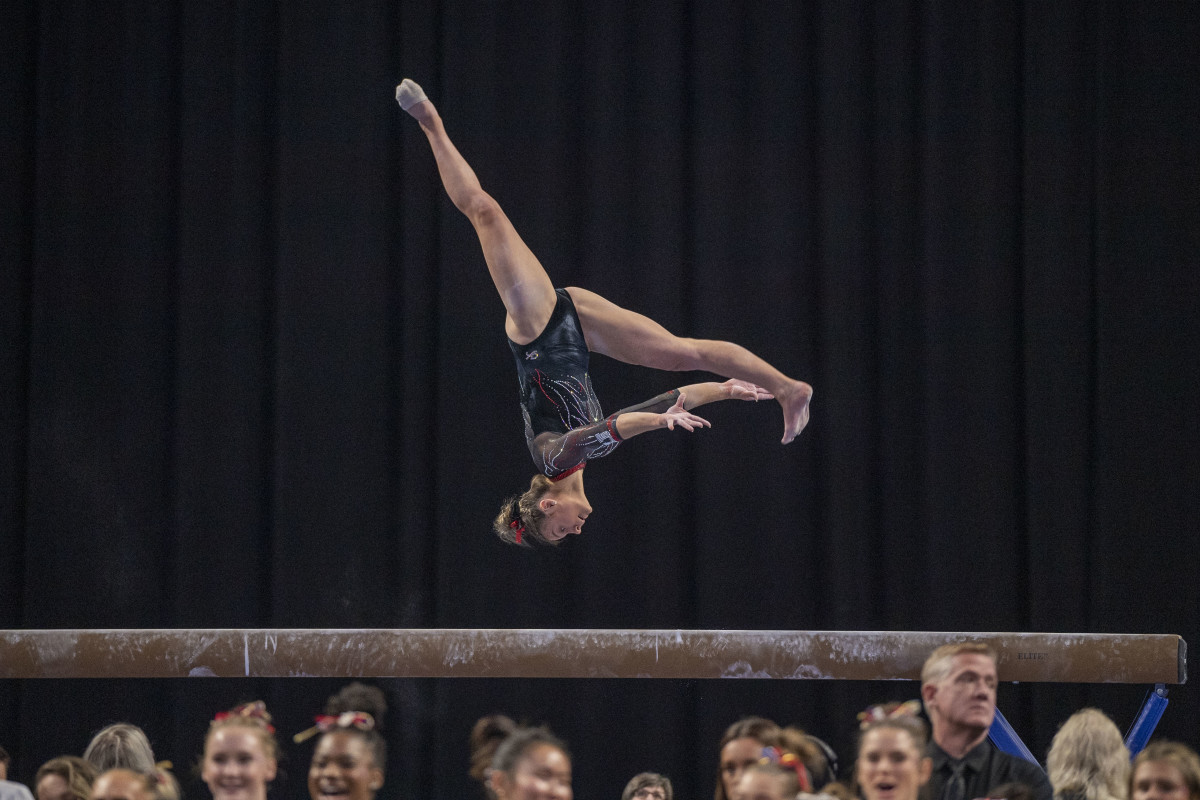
[469,715,517,783]
[324,682,388,729]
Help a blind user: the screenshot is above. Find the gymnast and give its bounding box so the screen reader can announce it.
[299,683,387,800]
[396,79,813,546]
[201,702,278,800]
[854,708,932,800]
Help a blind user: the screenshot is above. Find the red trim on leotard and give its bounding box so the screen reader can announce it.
[605,415,624,442]
[550,462,585,482]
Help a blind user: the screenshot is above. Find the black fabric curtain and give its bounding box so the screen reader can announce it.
[2,3,1197,800]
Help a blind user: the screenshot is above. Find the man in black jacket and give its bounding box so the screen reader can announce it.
[921,643,1052,800]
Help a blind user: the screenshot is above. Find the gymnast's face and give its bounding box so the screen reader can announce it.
[732,770,790,800]
[36,774,74,800]
[203,726,277,800]
[538,495,591,540]
[720,737,766,800]
[308,732,382,800]
[91,771,154,800]
[857,727,931,800]
[491,743,572,800]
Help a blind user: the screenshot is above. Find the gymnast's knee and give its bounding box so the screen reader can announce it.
[463,191,505,229]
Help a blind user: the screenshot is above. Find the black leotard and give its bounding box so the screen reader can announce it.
[508,289,679,478]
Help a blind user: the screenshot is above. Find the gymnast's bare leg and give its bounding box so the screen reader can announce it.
[565,288,812,443]
[397,79,812,443]
[396,79,556,346]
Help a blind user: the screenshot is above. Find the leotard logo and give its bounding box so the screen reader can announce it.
[525,350,540,360]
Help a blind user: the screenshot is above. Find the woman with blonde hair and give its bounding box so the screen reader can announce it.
[1046,708,1130,800]
[83,724,157,775]
[34,757,97,800]
[201,701,279,800]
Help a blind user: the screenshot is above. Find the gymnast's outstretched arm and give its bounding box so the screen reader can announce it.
[676,379,774,409]
[606,380,767,438]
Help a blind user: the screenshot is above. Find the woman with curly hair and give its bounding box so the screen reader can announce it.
[301,683,387,800]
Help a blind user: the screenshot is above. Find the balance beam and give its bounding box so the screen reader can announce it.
[0,629,1185,682]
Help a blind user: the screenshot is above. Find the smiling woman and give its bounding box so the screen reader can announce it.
[469,714,573,800]
[302,684,387,800]
[201,702,278,800]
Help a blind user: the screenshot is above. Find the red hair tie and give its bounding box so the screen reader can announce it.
[509,519,525,544]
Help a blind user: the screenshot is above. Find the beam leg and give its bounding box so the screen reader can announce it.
[988,707,1042,768]
[1124,684,1169,757]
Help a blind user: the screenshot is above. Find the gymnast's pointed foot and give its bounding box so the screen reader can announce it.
[778,380,813,444]
[395,78,433,122]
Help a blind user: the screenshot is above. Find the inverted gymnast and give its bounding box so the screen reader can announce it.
[396,79,813,546]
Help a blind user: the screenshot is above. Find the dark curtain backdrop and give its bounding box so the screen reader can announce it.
[2,2,1198,800]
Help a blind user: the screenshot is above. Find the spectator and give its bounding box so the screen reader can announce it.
[733,761,802,800]
[202,702,278,800]
[83,727,156,776]
[714,717,834,800]
[1046,709,1129,800]
[89,771,154,800]
[150,766,178,800]
[1,747,35,800]
[920,643,1051,800]
[468,715,572,800]
[300,683,387,800]
[991,783,1037,800]
[35,757,97,800]
[622,773,672,800]
[776,727,837,790]
[716,718,783,800]
[856,712,932,800]
[1129,742,1200,800]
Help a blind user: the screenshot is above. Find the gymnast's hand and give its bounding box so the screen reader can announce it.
[722,379,774,401]
[660,393,712,432]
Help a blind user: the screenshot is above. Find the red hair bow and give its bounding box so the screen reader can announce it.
[213,700,276,733]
